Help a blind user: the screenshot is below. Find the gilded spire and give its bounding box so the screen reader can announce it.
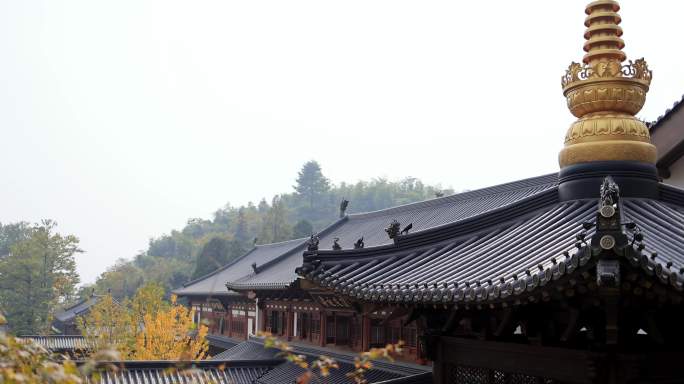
[559,0,656,168]
[582,0,626,65]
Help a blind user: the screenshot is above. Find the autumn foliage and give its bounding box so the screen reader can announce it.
[131,295,208,360]
[78,283,207,360]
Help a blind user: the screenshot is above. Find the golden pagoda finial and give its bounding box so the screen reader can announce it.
[559,0,656,168]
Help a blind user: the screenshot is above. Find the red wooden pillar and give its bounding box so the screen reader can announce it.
[244,309,249,338]
[259,307,265,333]
[222,313,228,336]
[361,314,370,352]
[286,310,293,341]
[416,323,422,361]
[228,307,233,338]
[320,311,326,347]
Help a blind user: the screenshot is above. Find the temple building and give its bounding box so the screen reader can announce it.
[173,174,558,365]
[52,293,103,335]
[299,1,684,382]
[651,94,684,184]
[175,1,684,382]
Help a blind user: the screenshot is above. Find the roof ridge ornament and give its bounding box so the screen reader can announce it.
[385,220,401,241]
[332,237,342,251]
[339,199,349,218]
[599,176,620,217]
[559,0,656,168]
[307,233,320,252]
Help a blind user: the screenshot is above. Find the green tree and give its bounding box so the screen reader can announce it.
[292,219,314,239]
[0,222,32,258]
[234,208,249,244]
[294,161,330,210]
[129,282,168,329]
[86,161,454,300]
[259,196,292,243]
[93,259,145,301]
[0,220,80,334]
[192,237,245,279]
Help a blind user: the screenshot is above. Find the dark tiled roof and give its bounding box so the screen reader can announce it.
[649,94,684,133]
[173,238,307,297]
[322,174,557,250]
[54,295,102,323]
[622,198,684,269]
[206,334,242,351]
[228,174,559,291]
[92,360,279,384]
[19,335,90,352]
[213,338,431,384]
[212,340,278,361]
[375,373,433,384]
[300,184,684,305]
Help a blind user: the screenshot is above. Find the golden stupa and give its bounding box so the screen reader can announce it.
[559,0,655,168]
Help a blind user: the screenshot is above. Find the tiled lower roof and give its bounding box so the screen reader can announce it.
[92,360,280,384]
[213,338,431,384]
[212,340,278,361]
[54,295,102,323]
[206,334,242,351]
[19,335,90,352]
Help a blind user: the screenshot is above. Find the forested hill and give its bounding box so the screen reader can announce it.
[86,161,454,300]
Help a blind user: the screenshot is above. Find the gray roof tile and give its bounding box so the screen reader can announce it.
[54,295,102,322]
[19,335,90,352]
[92,360,279,384]
[213,338,431,384]
[301,184,684,305]
[173,238,307,297]
[228,174,558,291]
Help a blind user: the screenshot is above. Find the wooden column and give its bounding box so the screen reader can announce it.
[361,314,370,352]
[287,310,294,341]
[320,311,327,347]
[433,335,444,384]
[228,307,233,338]
[257,306,268,333]
[242,305,249,340]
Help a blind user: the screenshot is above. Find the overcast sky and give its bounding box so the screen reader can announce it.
[1,0,683,284]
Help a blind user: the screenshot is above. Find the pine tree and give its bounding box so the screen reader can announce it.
[294,161,330,210]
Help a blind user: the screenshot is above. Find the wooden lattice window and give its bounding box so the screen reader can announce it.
[446,364,561,384]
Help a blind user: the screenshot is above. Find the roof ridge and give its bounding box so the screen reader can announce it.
[309,187,560,259]
[57,296,92,312]
[254,237,309,248]
[175,247,259,289]
[228,217,350,289]
[346,173,558,220]
[176,238,312,291]
[649,93,684,132]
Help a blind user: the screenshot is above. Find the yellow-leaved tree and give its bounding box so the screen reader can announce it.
[78,283,208,360]
[131,294,207,360]
[77,294,132,356]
